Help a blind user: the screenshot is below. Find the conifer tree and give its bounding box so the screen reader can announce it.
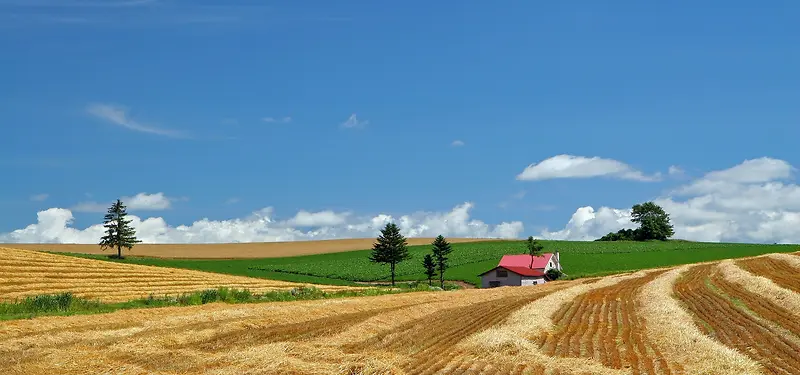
[422,254,437,286]
[431,235,453,288]
[99,199,141,259]
[369,223,410,286]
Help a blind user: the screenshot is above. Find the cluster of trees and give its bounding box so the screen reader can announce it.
[369,223,454,288]
[597,201,675,242]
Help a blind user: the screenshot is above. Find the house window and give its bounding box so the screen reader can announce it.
[489,281,502,288]
[496,269,508,277]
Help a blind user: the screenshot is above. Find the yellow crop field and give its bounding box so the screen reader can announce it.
[0,252,798,374]
[0,247,354,303]
[3,237,499,259]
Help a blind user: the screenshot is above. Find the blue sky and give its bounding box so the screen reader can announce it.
[2,1,800,243]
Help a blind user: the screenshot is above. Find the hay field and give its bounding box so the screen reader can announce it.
[2,237,498,259]
[0,247,354,303]
[1,253,799,374]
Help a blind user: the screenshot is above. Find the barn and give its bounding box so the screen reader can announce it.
[479,252,561,288]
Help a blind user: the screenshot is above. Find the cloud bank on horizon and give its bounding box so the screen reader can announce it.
[2,156,799,245]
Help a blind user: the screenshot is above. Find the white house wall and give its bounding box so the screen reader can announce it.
[480,269,524,288]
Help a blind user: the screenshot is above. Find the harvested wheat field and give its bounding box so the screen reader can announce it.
[0,247,354,302]
[2,237,498,259]
[1,253,799,375]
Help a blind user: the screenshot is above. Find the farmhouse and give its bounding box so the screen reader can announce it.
[479,252,561,288]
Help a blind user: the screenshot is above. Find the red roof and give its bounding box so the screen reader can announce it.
[499,254,553,269]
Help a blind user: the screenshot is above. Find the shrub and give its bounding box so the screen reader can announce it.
[546,268,563,281]
[231,288,252,302]
[55,292,73,311]
[16,292,74,313]
[200,289,220,304]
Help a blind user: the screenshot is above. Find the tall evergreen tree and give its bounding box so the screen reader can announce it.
[369,223,411,286]
[431,235,453,288]
[422,254,437,286]
[99,199,141,259]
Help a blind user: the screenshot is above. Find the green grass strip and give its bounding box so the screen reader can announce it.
[0,284,436,322]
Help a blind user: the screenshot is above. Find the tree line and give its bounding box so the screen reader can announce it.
[369,223,453,288]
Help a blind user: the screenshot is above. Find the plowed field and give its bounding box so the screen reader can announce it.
[0,252,798,374]
[0,247,353,302]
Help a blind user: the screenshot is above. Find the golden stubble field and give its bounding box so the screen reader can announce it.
[0,249,799,375]
[0,247,355,302]
[2,237,499,259]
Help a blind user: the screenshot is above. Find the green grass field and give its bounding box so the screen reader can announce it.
[58,240,798,287]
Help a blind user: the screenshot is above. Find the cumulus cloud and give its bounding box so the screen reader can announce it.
[541,157,800,243]
[340,113,368,129]
[517,154,660,182]
[287,210,349,227]
[72,192,173,213]
[0,202,524,244]
[451,140,465,147]
[87,103,187,138]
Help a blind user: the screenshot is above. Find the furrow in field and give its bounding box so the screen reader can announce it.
[536,270,682,375]
[341,291,548,374]
[737,255,800,293]
[718,260,800,327]
[674,263,800,374]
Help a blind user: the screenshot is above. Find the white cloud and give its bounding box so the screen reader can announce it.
[263,116,292,124]
[0,202,523,244]
[340,113,368,129]
[517,154,660,182]
[540,157,800,244]
[87,103,187,138]
[287,210,350,227]
[668,165,684,176]
[29,194,49,202]
[72,192,173,213]
[451,140,465,147]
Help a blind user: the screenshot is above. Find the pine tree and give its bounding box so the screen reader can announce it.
[369,223,410,286]
[99,199,141,259]
[431,235,453,288]
[422,254,437,286]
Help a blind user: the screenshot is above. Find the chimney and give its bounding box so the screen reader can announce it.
[555,250,560,270]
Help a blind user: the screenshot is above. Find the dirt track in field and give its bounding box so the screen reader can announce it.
[1,253,799,374]
[2,237,500,259]
[0,247,355,302]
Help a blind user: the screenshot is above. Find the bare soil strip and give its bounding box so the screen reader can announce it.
[737,256,800,293]
[3,237,499,259]
[535,270,684,375]
[718,260,800,322]
[674,263,800,375]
